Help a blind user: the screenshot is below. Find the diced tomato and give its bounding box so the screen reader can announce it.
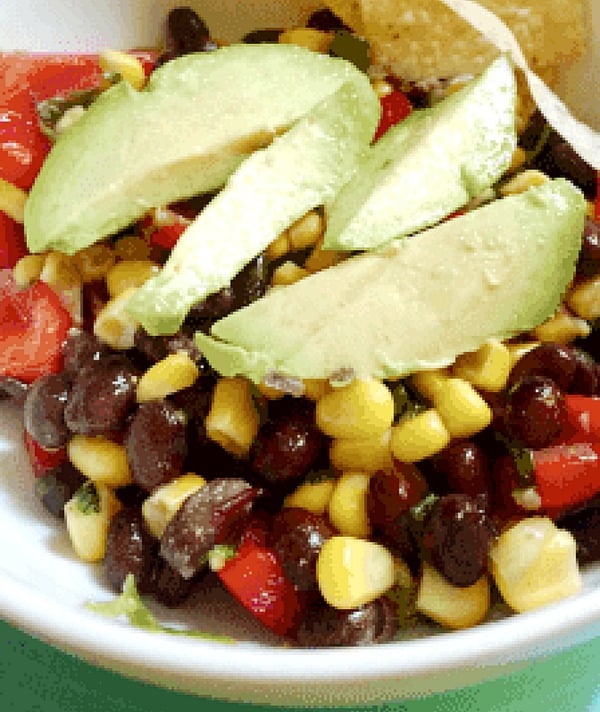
[563,395,600,442]
[23,430,67,478]
[0,212,27,268]
[149,222,188,250]
[532,441,600,510]
[373,89,412,142]
[217,540,302,637]
[0,270,72,383]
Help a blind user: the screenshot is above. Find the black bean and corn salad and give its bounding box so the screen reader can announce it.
[1,6,600,647]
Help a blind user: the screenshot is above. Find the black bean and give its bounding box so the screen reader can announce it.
[422,494,496,587]
[34,462,85,517]
[23,372,72,449]
[0,376,28,405]
[557,498,600,565]
[160,477,260,579]
[268,508,335,591]
[64,354,139,436]
[133,328,202,366]
[507,343,578,392]
[81,280,109,333]
[104,507,157,594]
[232,254,268,309]
[151,557,196,607]
[242,28,283,44]
[61,330,108,374]
[125,400,187,492]
[503,375,567,448]
[576,218,600,280]
[306,9,349,32]
[431,440,491,498]
[568,347,599,396]
[166,7,213,55]
[295,597,397,647]
[250,398,325,488]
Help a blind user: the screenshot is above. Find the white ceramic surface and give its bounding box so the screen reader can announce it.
[1,1,599,706]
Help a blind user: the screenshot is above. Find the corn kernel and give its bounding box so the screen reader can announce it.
[416,562,490,629]
[410,368,451,401]
[371,79,394,98]
[93,286,139,349]
[0,177,27,223]
[142,473,206,538]
[106,259,160,298]
[567,276,600,321]
[302,378,332,401]
[500,169,549,196]
[506,341,539,369]
[304,239,339,273]
[72,243,116,283]
[327,471,372,538]
[278,27,333,53]
[271,260,309,286]
[490,517,581,613]
[390,409,450,463]
[40,251,81,289]
[266,232,290,260]
[508,146,527,173]
[316,536,396,609]
[329,428,393,473]
[64,484,122,562]
[136,352,199,403]
[287,210,323,250]
[533,307,591,344]
[452,340,511,393]
[284,478,335,515]
[255,381,286,400]
[205,377,259,457]
[433,378,492,438]
[99,49,147,90]
[68,435,132,488]
[316,378,394,439]
[13,254,46,288]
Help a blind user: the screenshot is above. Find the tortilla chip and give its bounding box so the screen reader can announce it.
[325,0,586,81]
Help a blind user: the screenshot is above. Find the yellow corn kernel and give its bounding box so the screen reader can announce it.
[304,239,339,273]
[371,79,394,98]
[255,381,286,400]
[136,352,199,403]
[266,231,290,260]
[0,177,27,223]
[302,378,332,401]
[490,517,581,614]
[508,146,527,173]
[327,471,372,538]
[271,260,309,286]
[284,478,335,515]
[390,409,450,463]
[287,210,323,250]
[433,378,492,439]
[71,242,116,283]
[13,254,46,288]
[500,169,549,196]
[533,307,591,344]
[105,259,160,298]
[410,368,451,402]
[142,473,206,538]
[64,484,122,563]
[99,49,147,90]
[316,536,396,609]
[506,341,539,369]
[40,251,81,289]
[278,27,333,53]
[452,340,511,393]
[567,276,600,321]
[316,378,394,440]
[68,435,132,488]
[113,234,152,261]
[205,377,259,457]
[416,562,490,630]
[93,286,140,349]
[329,428,393,473]
[588,201,597,219]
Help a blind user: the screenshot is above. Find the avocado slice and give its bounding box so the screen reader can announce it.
[323,55,517,251]
[127,79,380,335]
[24,44,378,255]
[195,178,585,383]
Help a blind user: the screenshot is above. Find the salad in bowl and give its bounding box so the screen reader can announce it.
[1,0,600,704]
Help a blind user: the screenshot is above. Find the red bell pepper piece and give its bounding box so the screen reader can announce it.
[149,221,188,250]
[373,89,412,142]
[0,270,72,383]
[217,540,302,637]
[0,212,28,269]
[23,430,67,479]
[532,441,600,510]
[563,395,600,442]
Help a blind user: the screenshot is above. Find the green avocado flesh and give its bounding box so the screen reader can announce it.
[195,179,585,383]
[323,55,517,251]
[24,44,377,255]
[128,80,379,335]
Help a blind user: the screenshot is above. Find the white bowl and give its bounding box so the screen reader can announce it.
[1,1,599,706]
